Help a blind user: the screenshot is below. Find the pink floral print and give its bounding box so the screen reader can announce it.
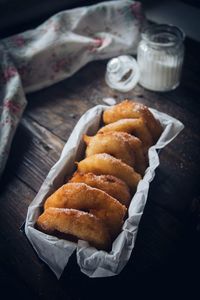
[0,1,144,177]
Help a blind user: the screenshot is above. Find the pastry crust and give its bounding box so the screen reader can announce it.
[36,208,111,250]
[103,100,163,142]
[69,172,131,207]
[84,131,147,175]
[44,182,127,237]
[84,131,137,167]
[77,153,141,192]
[98,118,153,152]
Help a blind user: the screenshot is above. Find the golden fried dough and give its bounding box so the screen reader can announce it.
[84,132,147,175]
[103,100,163,142]
[36,208,111,250]
[69,172,131,207]
[77,153,141,192]
[84,131,137,168]
[98,118,153,151]
[44,182,126,237]
[36,100,163,251]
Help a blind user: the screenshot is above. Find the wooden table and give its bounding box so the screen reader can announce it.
[0,37,199,300]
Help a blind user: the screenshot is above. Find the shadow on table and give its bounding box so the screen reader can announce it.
[58,196,200,300]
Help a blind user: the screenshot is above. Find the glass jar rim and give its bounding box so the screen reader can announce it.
[141,24,185,47]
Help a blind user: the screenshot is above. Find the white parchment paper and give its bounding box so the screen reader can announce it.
[25,104,184,278]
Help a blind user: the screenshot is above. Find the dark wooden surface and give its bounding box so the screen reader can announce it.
[0,37,200,300]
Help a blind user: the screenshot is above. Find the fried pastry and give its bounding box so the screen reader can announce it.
[84,132,147,175]
[36,208,111,250]
[77,153,141,192]
[103,100,163,142]
[44,182,127,237]
[84,131,137,167]
[69,172,131,207]
[98,118,153,151]
[36,100,162,251]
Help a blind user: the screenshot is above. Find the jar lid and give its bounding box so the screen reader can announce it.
[105,55,140,92]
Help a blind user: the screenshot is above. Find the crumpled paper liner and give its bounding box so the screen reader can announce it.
[25,104,184,278]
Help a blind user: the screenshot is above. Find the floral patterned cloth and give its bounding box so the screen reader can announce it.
[0,0,144,177]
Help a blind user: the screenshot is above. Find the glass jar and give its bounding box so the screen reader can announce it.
[137,24,185,92]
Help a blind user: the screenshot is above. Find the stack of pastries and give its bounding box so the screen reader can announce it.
[36,100,163,250]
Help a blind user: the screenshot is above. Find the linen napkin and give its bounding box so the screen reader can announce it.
[0,0,144,177]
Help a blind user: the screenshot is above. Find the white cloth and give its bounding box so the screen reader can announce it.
[0,0,145,177]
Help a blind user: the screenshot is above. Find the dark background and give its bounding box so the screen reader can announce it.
[1,0,200,39]
[0,0,102,39]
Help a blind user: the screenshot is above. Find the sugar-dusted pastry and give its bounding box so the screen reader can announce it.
[77,153,141,192]
[44,182,127,238]
[69,172,131,207]
[103,100,163,142]
[84,131,147,175]
[98,118,153,151]
[36,208,111,250]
